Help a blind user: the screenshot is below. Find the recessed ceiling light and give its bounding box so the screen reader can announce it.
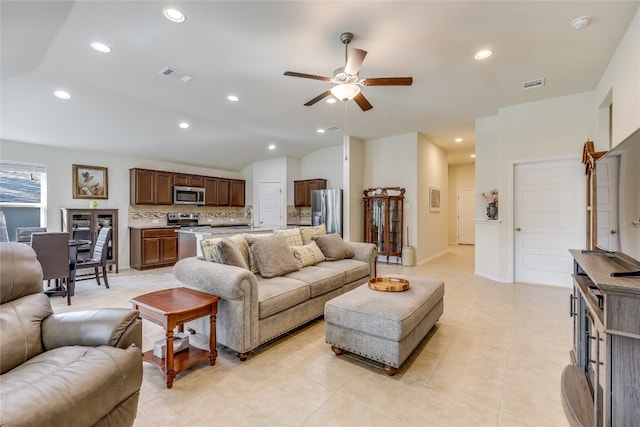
[570,16,590,30]
[470,154,476,158]
[455,137,463,143]
[325,98,337,104]
[163,8,186,23]
[268,144,276,150]
[474,49,493,60]
[316,129,325,134]
[54,90,71,100]
[178,122,189,129]
[227,95,239,102]
[90,42,111,53]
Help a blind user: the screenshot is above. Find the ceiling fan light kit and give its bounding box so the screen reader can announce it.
[284,31,413,111]
[331,83,361,102]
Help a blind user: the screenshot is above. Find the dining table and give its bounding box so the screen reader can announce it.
[43,239,91,305]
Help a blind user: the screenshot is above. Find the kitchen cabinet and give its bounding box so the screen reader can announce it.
[130,168,173,205]
[294,179,327,207]
[130,228,179,270]
[61,208,118,272]
[230,179,245,207]
[204,177,230,206]
[363,187,404,263]
[174,174,204,188]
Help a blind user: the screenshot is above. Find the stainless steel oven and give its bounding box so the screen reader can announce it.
[173,186,205,205]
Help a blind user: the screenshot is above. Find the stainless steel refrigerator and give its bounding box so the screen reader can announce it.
[311,189,342,235]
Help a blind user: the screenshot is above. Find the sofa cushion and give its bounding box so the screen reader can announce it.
[315,259,370,283]
[273,228,303,247]
[216,238,249,270]
[256,276,310,319]
[200,237,223,263]
[313,234,355,261]
[0,345,142,426]
[285,266,345,298]
[290,241,325,268]
[246,234,299,278]
[300,224,326,245]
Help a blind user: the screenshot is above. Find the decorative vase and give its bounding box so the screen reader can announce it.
[487,203,498,220]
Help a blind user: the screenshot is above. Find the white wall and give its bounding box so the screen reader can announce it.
[343,136,364,242]
[448,163,475,244]
[300,145,342,189]
[417,133,449,263]
[286,157,301,206]
[1,139,242,268]
[594,8,640,148]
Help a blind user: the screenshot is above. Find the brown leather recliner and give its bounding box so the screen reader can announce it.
[0,242,143,427]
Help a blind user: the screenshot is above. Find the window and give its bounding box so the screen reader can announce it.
[0,161,47,241]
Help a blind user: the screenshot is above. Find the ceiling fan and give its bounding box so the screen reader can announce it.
[284,32,413,111]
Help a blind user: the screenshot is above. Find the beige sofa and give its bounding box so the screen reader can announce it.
[0,242,143,427]
[173,228,377,359]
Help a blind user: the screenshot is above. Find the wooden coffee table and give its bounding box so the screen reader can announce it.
[130,287,220,389]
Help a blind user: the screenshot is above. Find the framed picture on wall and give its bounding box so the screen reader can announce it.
[429,186,441,212]
[72,164,108,199]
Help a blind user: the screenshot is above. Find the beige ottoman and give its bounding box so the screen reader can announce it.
[324,274,444,376]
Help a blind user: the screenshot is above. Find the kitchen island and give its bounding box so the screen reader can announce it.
[177,226,273,260]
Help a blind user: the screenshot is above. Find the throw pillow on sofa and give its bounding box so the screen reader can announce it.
[313,233,355,261]
[290,241,326,268]
[273,228,303,247]
[244,233,272,273]
[300,224,326,245]
[200,237,223,262]
[245,234,300,278]
[216,238,250,269]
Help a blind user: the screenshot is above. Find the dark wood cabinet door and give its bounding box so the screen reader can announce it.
[306,179,326,205]
[133,169,155,205]
[204,177,218,206]
[189,175,204,187]
[141,238,161,265]
[173,174,189,186]
[230,179,245,206]
[216,179,230,205]
[161,236,179,263]
[294,181,307,207]
[176,174,205,188]
[155,172,173,205]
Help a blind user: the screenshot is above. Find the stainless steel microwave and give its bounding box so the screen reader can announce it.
[173,186,205,205]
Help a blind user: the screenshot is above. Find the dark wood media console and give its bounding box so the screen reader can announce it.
[563,249,640,426]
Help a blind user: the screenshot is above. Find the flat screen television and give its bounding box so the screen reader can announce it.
[595,126,640,267]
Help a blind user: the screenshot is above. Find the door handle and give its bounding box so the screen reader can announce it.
[610,229,617,234]
[515,227,521,231]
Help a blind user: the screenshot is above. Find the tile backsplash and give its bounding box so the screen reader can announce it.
[128,205,313,227]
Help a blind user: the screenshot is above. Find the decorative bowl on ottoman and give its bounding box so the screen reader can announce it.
[325,274,444,376]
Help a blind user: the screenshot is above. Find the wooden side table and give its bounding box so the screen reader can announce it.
[130,287,220,389]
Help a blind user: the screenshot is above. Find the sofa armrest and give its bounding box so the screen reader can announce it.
[41,308,142,351]
[349,242,378,278]
[173,257,260,354]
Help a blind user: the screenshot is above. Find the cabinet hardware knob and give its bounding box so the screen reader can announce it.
[515,227,521,231]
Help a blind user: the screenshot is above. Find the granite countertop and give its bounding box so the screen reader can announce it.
[128,225,180,230]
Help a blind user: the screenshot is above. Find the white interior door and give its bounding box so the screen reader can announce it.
[258,181,283,228]
[514,159,585,287]
[457,189,475,245]
[596,155,620,251]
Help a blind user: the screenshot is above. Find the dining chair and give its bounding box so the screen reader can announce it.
[30,232,71,301]
[76,227,112,288]
[15,226,47,243]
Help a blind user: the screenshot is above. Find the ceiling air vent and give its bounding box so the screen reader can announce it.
[158,66,194,83]
[522,78,545,90]
[326,126,343,133]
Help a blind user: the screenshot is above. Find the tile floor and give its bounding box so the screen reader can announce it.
[51,245,573,426]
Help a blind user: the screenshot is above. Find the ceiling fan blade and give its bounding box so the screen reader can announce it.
[284,71,331,81]
[353,92,373,111]
[362,77,413,86]
[344,48,367,75]
[304,90,332,106]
